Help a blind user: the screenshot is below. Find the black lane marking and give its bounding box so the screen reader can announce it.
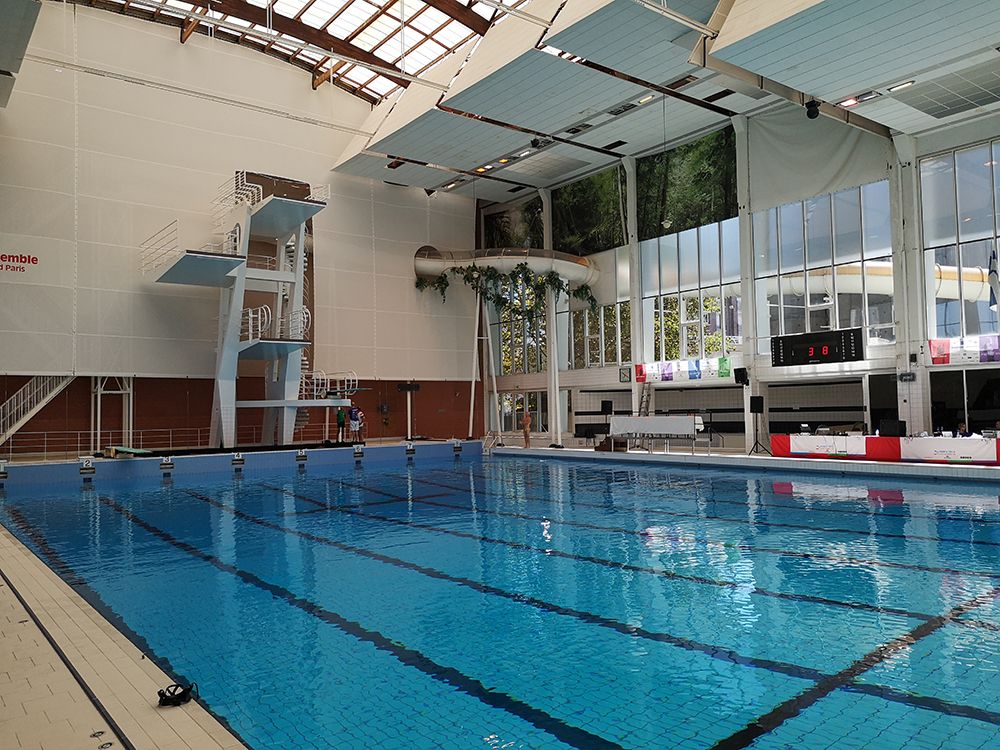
[98,496,624,750]
[261,484,942,624]
[372,490,1000,582]
[410,470,1000,548]
[281,497,418,517]
[480,463,1000,526]
[183,491,823,682]
[1,505,254,750]
[844,682,1000,726]
[707,585,1000,750]
[186,490,1000,728]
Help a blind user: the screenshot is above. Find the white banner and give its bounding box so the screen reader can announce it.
[610,415,697,438]
[900,437,997,464]
[789,435,867,456]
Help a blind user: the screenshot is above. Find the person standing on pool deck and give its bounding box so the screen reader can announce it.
[336,407,346,443]
[357,407,366,444]
[349,405,361,443]
[522,411,531,448]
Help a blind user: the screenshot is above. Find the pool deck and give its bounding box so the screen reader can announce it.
[494,445,1000,483]
[0,526,247,750]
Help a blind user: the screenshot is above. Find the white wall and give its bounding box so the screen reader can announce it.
[0,4,476,380]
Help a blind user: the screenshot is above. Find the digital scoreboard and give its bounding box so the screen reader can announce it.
[771,328,865,367]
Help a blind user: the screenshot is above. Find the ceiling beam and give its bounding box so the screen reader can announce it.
[180,16,201,44]
[422,0,491,36]
[312,64,334,91]
[186,0,412,88]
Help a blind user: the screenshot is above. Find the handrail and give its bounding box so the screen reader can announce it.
[212,171,263,229]
[240,305,272,342]
[138,219,180,274]
[1,376,71,444]
[247,254,278,271]
[307,183,330,203]
[197,227,241,257]
[277,308,311,339]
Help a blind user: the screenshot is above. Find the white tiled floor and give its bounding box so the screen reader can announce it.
[0,527,247,750]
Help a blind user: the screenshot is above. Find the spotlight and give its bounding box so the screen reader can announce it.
[804,99,820,120]
[530,137,542,149]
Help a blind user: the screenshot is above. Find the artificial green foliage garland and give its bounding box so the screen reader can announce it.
[416,262,597,312]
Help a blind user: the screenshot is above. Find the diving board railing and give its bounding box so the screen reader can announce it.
[240,305,272,342]
[277,307,311,339]
[300,370,358,400]
[212,170,264,230]
[307,183,331,203]
[138,219,180,275]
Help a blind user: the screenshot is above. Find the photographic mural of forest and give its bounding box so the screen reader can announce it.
[482,127,737,255]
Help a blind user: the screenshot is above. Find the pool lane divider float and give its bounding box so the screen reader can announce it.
[0,441,481,489]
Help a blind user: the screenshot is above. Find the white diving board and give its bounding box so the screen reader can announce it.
[249,196,326,241]
[237,339,309,360]
[155,250,245,287]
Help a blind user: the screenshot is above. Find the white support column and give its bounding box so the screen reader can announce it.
[733,115,759,452]
[483,297,503,441]
[623,157,642,415]
[468,291,481,439]
[891,135,930,435]
[279,224,307,444]
[539,188,563,446]
[210,207,251,448]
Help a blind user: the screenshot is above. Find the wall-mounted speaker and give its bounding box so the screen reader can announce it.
[734,367,749,386]
[600,400,614,416]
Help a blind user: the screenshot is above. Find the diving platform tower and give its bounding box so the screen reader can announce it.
[140,171,356,449]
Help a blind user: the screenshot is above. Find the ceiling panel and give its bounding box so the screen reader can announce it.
[335,152,458,188]
[370,109,535,172]
[712,0,1000,103]
[442,48,645,135]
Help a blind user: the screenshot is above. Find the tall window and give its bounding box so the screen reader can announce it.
[920,142,1000,339]
[752,180,894,352]
[641,217,742,361]
[498,391,548,432]
[566,301,631,369]
[491,281,547,375]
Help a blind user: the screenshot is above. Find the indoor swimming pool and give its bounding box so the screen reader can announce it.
[3,455,1000,750]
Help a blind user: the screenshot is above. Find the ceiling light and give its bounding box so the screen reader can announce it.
[517,150,531,158]
[838,97,859,108]
[638,94,655,104]
[887,80,915,92]
[856,90,881,102]
[475,167,487,173]
[498,158,510,164]
[443,183,457,190]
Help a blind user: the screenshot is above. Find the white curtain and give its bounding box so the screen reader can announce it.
[748,104,893,212]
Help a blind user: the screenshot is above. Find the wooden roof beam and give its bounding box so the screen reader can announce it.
[422,0,491,36]
[186,0,411,88]
[180,15,201,44]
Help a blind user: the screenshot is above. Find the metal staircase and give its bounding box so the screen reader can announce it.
[0,375,74,446]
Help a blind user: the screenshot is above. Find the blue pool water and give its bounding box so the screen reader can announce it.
[3,455,1000,749]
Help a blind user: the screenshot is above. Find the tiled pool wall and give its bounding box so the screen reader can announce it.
[0,441,483,490]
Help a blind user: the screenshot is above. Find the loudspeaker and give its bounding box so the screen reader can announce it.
[750,396,764,414]
[600,400,613,416]
[880,419,906,437]
[734,367,749,386]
